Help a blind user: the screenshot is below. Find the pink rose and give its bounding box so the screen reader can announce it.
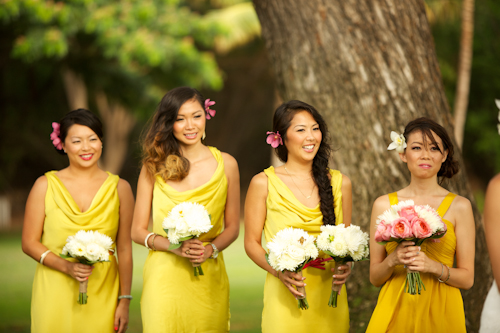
[411,217,432,239]
[390,217,413,239]
[375,221,392,242]
[398,206,417,222]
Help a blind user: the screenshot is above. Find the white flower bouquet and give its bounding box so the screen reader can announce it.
[316,224,369,307]
[60,230,114,304]
[162,202,213,276]
[265,227,319,310]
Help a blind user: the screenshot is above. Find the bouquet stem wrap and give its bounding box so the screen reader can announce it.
[405,267,426,295]
[78,279,88,305]
[295,270,309,310]
[329,261,343,307]
[192,256,204,276]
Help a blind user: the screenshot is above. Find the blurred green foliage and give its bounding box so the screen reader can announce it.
[428,0,500,184]
[0,0,241,190]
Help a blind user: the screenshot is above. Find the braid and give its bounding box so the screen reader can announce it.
[313,144,335,225]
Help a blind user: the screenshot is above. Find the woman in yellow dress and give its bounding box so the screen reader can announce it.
[245,100,352,333]
[131,87,240,333]
[22,109,134,333]
[366,118,475,332]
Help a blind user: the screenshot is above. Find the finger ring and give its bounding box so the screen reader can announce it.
[186,249,190,255]
[416,251,420,255]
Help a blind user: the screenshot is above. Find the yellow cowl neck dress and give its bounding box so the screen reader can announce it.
[141,146,230,333]
[261,166,350,333]
[31,171,120,333]
[366,192,466,333]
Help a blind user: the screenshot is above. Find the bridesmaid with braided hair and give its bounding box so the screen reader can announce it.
[244,100,352,333]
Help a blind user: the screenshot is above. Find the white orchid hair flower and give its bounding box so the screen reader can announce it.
[387,131,407,153]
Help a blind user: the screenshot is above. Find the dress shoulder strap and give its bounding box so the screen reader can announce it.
[436,192,457,218]
[388,192,398,206]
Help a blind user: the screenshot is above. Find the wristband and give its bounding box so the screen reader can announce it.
[437,262,445,281]
[40,250,51,265]
[118,295,133,300]
[145,232,155,250]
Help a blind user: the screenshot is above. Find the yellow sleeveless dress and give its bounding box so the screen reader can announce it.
[141,146,230,333]
[366,192,466,333]
[31,171,120,333]
[261,166,350,333]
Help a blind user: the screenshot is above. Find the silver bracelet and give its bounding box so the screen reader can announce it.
[118,295,133,300]
[144,232,155,250]
[40,250,51,265]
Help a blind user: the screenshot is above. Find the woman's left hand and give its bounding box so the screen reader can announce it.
[114,299,130,333]
[331,263,352,294]
[188,244,213,265]
[405,248,439,274]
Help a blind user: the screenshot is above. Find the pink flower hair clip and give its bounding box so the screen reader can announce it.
[205,99,216,120]
[266,131,283,148]
[50,122,63,150]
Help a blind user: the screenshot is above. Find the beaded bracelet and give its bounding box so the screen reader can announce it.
[144,232,155,250]
[438,264,451,283]
[151,233,159,251]
[118,295,133,300]
[40,250,51,265]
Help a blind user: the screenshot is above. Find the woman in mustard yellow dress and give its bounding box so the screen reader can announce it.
[245,100,352,332]
[131,87,240,332]
[22,109,134,333]
[367,118,475,332]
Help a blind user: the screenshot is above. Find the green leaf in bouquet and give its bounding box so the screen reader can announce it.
[265,253,271,266]
[168,242,182,250]
[178,236,194,242]
[60,253,72,259]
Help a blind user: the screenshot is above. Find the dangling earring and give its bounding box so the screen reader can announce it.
[101,145,103,149]
[202,131,206,140]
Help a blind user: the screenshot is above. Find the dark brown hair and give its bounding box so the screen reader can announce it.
[142,87,205,181]
[272,100,336,225]
[403,117,459,180]
[56,109,103,155]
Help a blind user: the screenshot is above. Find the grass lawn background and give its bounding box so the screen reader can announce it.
[0,228,266,333]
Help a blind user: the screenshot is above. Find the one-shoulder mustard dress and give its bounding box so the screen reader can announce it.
[31,171,121,333]
[141,147,230,333]
[366,192,466,333]
[261,166,350,333]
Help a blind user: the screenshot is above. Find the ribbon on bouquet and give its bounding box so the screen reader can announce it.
[303,257,332,270]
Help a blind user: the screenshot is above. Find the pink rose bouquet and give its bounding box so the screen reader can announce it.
[375,200,447,295]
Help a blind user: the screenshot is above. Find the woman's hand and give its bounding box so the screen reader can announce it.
[66,262,93,282]
[391,241,420,267]
[406,250,441,275]
[332,263,352,293]
[170,238,205,261]
[114,299,130,332]
[277,270,306,298]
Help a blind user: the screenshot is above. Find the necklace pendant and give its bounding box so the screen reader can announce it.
[306,196,311,199]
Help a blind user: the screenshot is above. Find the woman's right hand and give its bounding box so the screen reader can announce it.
[67,262,93,282]
[170,238,205,260]
[392,241,420,267]
[277,270,306,298]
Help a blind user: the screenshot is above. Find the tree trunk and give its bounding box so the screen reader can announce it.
[453,0,475,149]
[61,67,88,110]
[252,0,489,331]
[95,91,136,175]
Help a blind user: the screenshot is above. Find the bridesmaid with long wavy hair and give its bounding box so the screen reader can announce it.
[22,109,134,333]
[131,87,240,333]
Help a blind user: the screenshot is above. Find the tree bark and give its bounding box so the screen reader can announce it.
[61,67,88,110]
[95,91,136,175]
[252,0,489,331]
[453,0,475,149]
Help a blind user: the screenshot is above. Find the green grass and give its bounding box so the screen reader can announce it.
[0,229,265,333]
